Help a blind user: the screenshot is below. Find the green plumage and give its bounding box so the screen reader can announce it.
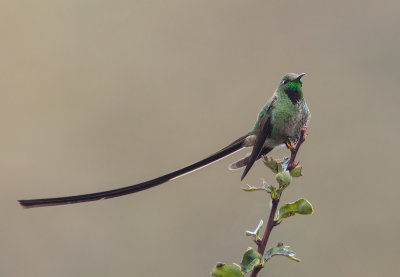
[232,73,310,180]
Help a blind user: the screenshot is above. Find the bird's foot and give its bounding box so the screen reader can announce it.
[284,137,298,150]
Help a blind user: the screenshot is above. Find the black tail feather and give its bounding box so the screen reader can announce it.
[240,147,273,181]
[18,134,248,208]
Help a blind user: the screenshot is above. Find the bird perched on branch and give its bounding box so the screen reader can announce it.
[19,72,310,208]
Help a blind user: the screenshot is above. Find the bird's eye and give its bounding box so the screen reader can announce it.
[282,80,288,85]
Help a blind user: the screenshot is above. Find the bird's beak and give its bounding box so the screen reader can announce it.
[295,73,306,82]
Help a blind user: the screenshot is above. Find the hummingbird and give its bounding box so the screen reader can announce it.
[19,73,310,208]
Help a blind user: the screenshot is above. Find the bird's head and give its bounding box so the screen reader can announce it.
[277,73,306,103]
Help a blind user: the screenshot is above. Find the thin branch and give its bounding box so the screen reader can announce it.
[250,125,307,277]
[287,126,307,171]
[250,199,279,277]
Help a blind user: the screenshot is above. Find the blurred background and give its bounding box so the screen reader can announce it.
[1,1,399,276]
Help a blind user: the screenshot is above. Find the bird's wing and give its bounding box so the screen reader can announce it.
[240,100,275,180]
[19,134,249,208]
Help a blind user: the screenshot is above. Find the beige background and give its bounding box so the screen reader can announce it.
[1,1,399,276]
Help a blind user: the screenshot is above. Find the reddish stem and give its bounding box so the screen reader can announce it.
[250,126,307,277]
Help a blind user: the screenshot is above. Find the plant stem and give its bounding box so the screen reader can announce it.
[257,199,279,255]
[287,126,307,171]
[250,126,307,277]
[250,198,279,277]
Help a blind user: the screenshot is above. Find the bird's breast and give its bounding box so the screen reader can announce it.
[271,102,309,143]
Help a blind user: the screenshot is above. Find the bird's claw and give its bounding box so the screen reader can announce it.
[284,137,296,150]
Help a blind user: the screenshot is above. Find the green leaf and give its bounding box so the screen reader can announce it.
[276,171,292,188]
[242,182,276,197]
[262,156,279,173]
[275,198,313,222]
[240,248,263,273]
[264,244,300,262]
[262,184,272,193]
[242,184,270,192]
[212,263,244,277]
[245,220,263,239]
[290,165,302,177]
[241,184,260,192]
[263,156,291,173]
[264,184,279,199]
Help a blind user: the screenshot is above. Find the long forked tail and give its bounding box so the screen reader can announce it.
[18,134,249,208]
